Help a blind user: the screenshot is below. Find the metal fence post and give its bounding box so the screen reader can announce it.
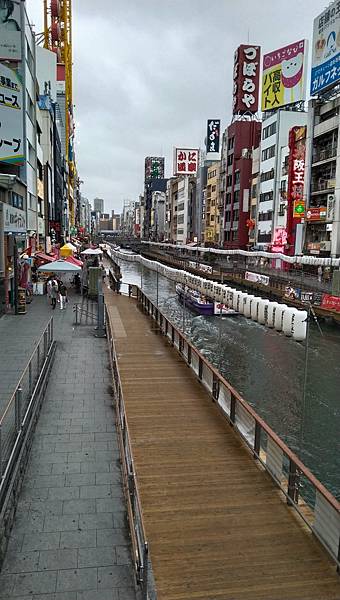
[287,459,300,505]
[15,386,22,432]
[28,361,32,396]
[37,344,40,372]
[44,331,47,359]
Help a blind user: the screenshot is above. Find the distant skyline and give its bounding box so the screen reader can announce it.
[27,0,325,213]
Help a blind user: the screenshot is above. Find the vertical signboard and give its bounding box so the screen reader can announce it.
[311,1,340,95]
[173,148,199,175]
[261,40,306,111]
[233,45,260,114]
[286,126,306,254]
[0,0,22,60]
[206,119,220,155]
[0,63,24,165]
[144,157,165,180]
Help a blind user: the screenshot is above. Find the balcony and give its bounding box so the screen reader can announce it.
[312,145,337,164]
[311,179,336,193]
[258,232,272,243]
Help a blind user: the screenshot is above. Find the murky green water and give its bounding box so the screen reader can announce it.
[117,259,340,501]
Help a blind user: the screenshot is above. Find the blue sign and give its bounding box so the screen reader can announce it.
[311,1,340,95]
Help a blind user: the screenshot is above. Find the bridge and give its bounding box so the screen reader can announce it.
[104,283,340,600]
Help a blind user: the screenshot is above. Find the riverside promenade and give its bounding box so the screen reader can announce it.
[0,294,138,600]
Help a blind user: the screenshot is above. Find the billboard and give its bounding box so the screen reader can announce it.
[233,45,260,114]
[261,40,306,111]
[0,0,22,60]
[0,63,24,165]
[173,148,199,176]
[144,157,165,180]
[311,1,340,95]
[206,119,220,155]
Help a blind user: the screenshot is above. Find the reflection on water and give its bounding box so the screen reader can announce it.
[118,259,340,500]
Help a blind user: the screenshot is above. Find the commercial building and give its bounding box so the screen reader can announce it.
[203,163,220,245]
[150,191,166,241]
[143,157,166,238]
[221,120,261,249]
[94,198,104,214]
[304,97,340,257]
[256,110,307,251]
[248,147,260,247]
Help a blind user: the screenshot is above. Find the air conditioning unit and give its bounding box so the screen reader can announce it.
[320,241,331,251]
[241,148,250,159]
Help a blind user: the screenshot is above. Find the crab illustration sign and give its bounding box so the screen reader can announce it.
[311,0,340,95]
[261,40,307,111]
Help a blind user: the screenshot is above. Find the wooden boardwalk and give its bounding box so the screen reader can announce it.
[105,291,340,600]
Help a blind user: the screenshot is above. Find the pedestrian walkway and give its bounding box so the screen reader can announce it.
[105,290,340,600]
[0,293,138,600]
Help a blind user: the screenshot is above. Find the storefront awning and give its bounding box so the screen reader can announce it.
[35,252,55,264]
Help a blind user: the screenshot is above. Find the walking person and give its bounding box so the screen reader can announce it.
[58,279,67,310]
[317,265,323,283]
[50,278,58,310]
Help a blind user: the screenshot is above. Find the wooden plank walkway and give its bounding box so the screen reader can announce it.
[105,291,340,600]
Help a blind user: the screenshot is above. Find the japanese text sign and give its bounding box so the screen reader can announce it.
[0,63,24,165]
[233,45,260,114]
[173,148,199,176]
[145,156,164,180]
[261,40,306,111]
[206,119,220,154]
[311,0,340,95]
[288,126,306,221]
[306,207,327,221]
[272,227,288,253]
[0,0,22,61]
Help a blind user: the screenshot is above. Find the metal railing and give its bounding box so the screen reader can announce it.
[105,306,154,599]
[0,318,55,507]
[137,288,340,571]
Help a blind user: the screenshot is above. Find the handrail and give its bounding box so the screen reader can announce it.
[105,305,152,599]
[136,288,340,569]
[0,318,53,426]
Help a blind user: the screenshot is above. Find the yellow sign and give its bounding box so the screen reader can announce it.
[293,200,305,217]
[261,40,306,112]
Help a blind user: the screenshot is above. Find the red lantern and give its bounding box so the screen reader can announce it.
[51,21,61,43]
[51,0,60,18]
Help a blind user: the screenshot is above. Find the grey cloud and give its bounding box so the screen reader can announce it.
[28,0,325,211]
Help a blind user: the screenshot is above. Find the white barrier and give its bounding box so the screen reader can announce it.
[104,245,307,341]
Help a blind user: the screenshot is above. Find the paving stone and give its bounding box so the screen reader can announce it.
[52,462,81,475]
[14,513,44,534]
[39,548,78,571]
[33,475,66,488]
[96,528,129,548]
[28,500,63,516]
[12,570,57,595]
[96,472,121,485]
[65,473,95,487]
[78,546,115,568]
[44,514,79,532]
[56,567,98,593]
[60,530,96,549]
[97,497,125,513]
[97,565,134,589]
[48,486,80,500]
[21,531,61,552]
[78,513,114,531]
[80,461,110,474]
[2,550,40,573]
[80,485,111,499]
[77,589,118,600]
[63,499,96,515]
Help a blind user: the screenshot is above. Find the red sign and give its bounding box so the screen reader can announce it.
[306,207,327,221]
[271,227,287,253]
[173,148,199,176]
[321,294,340,313]
[233,45,260,114]
[286,126,306,254]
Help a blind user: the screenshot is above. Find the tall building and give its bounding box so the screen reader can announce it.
[143,157,165,238]
[93,198,104,214]
[203,163,220,245]
[255,110,307,251]
[221,121,261,249]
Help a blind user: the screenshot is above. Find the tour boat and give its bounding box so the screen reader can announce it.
[176,284,238,317]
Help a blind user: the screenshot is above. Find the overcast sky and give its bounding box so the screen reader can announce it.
[27,0,325,213]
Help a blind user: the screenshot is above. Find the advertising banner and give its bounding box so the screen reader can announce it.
[321,293,340,312]
[173,148,199,176]
[245,271,269,286]
[1,201,26,233]
[262,40,306,111]
[0,0,22,60]
[233,45,260,114]
[214,303,233,315]
[188,261,213,274]
[206,119,220,155]
[272,227,288,253]
[144,157,164,180]
[0,63,24,165]
[311,1,340,95]
[286,126,306,254]
[306,207,327,221]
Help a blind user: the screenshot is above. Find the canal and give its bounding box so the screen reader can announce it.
[116,257,340,501]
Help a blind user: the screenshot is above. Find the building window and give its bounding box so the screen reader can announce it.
[262,122,277,140]
[227,175,232,188]
[280,180,287,193]
[234,190,240,204]
[227,154,233,166]
[251,183,257,197]
[233,209,239,221]
[259,191,274,203]
[225,210,231,222]
[234,170,240,184]
[12,193,24,210]
[261,145,276,161]
[260,169,274,182]
[228,137,234,151]
[226,192,232,205]
[212,185,216,192]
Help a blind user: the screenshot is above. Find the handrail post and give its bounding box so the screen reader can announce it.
[142,541,149,600]
[287,459,299,505]
[43,330,47,359]
[37,344,40,372]
[230,393,236,425]
[28,361,32,397]
[198,357,203,380]
[15,386,22,432]
[254,421,261,458]
[51,317,54,342]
